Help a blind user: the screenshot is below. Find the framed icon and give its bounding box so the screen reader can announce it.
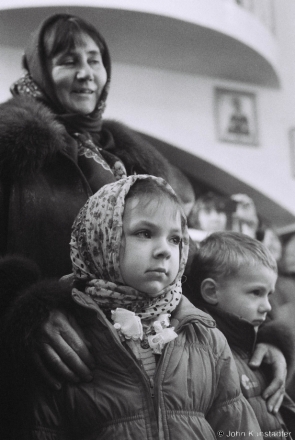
[215,88,258,146]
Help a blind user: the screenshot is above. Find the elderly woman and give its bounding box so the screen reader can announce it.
[0,13,184,278]
[0,13,290,439]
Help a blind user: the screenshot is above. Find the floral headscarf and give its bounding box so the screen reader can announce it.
[70,175,189,320]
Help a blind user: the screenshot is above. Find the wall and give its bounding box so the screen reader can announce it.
[104,56,295,220]
[0,46,23,102]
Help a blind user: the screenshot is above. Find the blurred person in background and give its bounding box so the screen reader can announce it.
[231,193,259,238]
[270,232,295,401]
[262,227,283,263]
[187,192,230,243]
[188,192,228,232]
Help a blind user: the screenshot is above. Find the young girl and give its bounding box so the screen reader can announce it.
[18,175,260,439]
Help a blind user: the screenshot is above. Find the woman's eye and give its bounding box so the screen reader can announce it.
[62,58,75,66]
[89,59,100,65]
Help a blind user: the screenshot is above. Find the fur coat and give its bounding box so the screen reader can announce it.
[0,95,187,278]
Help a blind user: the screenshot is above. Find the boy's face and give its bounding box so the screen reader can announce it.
[215,264,277,327]
[120,196,182,297]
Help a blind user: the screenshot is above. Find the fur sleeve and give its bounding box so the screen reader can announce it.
[3,279,74,359]
[0,96,67,179]
[0,256,74,377]
[0,255,41,318]
[0,267,75,439]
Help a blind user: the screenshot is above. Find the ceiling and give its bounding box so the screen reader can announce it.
[0,5,280,87]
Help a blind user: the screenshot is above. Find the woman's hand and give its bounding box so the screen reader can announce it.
[34,309,95,390]
[249,342,286,414]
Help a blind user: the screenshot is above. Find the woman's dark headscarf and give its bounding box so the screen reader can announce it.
[11,13,111,135]
[10,14,129,189]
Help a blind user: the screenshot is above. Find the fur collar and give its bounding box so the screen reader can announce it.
[0,96,171,182]
[0,96,68,179]
[102,119,171,180]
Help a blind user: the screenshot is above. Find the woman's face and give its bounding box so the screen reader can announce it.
[50,34,107,114]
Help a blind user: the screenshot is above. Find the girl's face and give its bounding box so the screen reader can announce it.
[50,33,107,114]
[120,196,182,297]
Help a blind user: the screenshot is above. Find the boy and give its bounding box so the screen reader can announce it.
[189,231,295,436]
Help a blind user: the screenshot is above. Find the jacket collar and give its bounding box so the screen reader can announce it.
[201,303,257,353]
[170,296,216,331]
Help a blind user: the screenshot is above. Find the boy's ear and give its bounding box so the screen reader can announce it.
[200,278,219,305]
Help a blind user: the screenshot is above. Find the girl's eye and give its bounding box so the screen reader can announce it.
[136,230,151,239]
[171,236,181,245]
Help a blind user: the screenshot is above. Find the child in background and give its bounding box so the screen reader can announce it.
[188,192,231,245]
[17,175,260,439]
[188,192,228,233]
[230,194,259,238]
[189,231,295,437]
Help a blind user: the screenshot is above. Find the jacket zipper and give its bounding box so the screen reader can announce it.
[73,294,162,435]
[136,358,155,398]
[149,376,155,398]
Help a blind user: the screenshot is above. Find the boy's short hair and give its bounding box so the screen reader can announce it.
[190,231,277,299]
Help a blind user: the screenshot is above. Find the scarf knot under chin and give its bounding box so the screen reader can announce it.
[80,277,183,320]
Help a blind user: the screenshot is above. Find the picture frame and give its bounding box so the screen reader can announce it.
[289,128,295,177]
[215,88,258,146]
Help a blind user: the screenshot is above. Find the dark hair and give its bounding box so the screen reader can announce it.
[126,178,186,231]
[188,192,236,230]
[190,231,277,300]
[195,192,228,213]
[42,15,106,60]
